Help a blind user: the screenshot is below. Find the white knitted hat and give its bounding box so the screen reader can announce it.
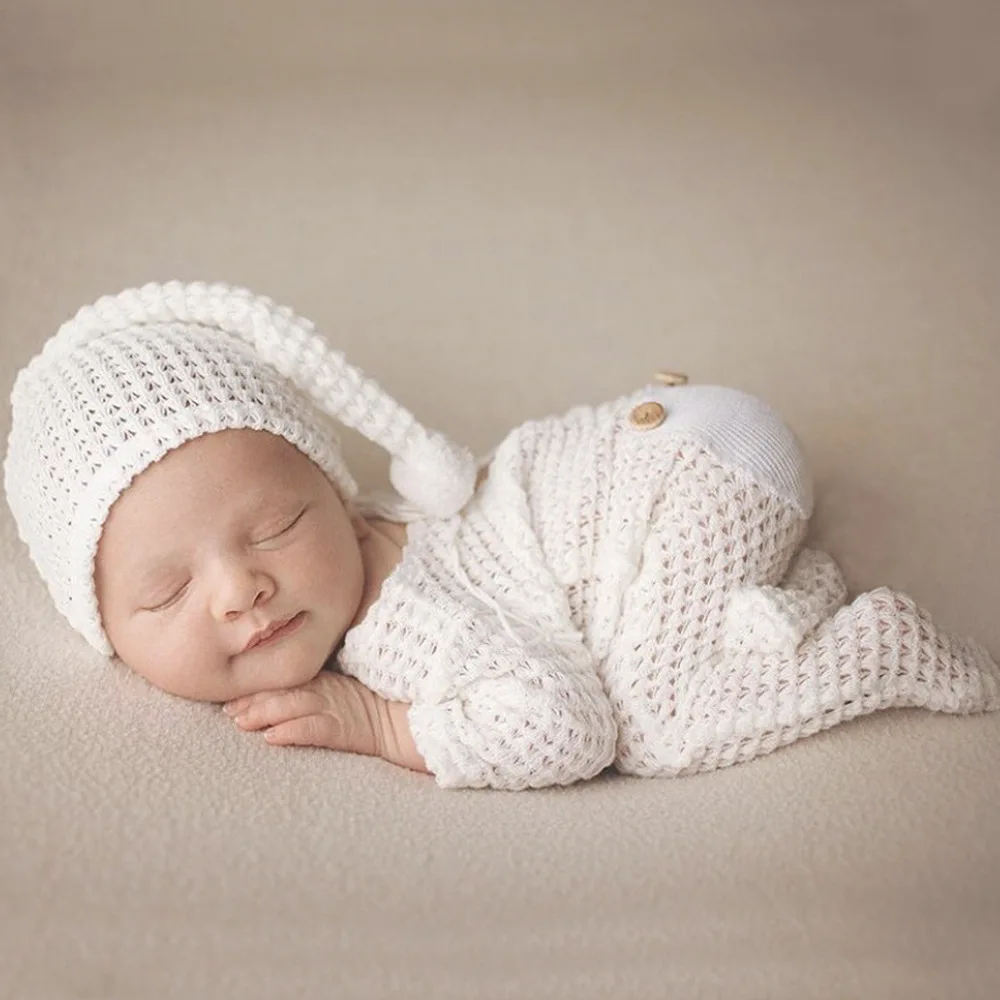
[3,280,477,654]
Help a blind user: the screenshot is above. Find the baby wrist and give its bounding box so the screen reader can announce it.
[378,697,430,774]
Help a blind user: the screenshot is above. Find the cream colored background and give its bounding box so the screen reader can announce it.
[1,3,998,999]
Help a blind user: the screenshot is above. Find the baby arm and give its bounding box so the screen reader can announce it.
[337,595,619,791]
[229,613,618,790]
[404,630,618,790]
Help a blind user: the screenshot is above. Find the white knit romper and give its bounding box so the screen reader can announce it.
[338,384,1000,789]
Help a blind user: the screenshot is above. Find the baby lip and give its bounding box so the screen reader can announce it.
[243,615,296,652]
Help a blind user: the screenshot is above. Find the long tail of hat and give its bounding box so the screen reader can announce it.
[42,281,477,518]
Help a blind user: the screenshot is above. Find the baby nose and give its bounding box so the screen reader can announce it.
[212,563,274,620]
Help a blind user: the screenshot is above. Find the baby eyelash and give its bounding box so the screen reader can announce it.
[256,506,308,543]
[146,580,190,612]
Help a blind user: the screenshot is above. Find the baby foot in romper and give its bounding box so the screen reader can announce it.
[724,548,848,655]
[648,586,1000,777]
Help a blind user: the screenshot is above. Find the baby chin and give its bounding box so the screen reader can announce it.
[230,611,336,697]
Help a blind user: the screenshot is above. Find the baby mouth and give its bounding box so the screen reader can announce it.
[243,612,306,652]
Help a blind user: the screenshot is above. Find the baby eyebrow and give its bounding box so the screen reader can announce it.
[234,486,303,517]
[134,565,187,596]
[136,575,185,604]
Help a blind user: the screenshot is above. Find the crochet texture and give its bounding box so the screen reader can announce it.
[337,384,1000,789]
[3,281,476,653]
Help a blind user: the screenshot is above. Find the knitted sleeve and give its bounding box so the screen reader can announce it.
[406,620,618,790]
[337,565,618,791]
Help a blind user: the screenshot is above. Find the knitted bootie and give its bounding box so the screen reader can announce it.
[647,586,1000,776]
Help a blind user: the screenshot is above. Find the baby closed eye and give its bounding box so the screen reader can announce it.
[251,505,309,547]
[142,580,191,612]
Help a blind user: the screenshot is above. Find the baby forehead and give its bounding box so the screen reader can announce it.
[105,430,325,529]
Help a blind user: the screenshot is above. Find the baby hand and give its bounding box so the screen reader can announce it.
[223,671,428,774]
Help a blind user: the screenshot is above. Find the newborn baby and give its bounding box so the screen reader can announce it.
[6,281,999,789]
[93,425,424,771]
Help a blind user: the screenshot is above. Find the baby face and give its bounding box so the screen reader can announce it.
[95,429,366,703]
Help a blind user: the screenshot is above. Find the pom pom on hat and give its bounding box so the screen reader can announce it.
[390,430,478,520]
[3,280,477,653]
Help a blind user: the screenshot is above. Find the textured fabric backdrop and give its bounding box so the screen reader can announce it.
[2,3,999,998]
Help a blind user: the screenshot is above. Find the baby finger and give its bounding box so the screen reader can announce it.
[264,715,340,748]
[236,689,326,730]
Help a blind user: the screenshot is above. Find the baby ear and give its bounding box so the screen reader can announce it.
[341,499,372,541]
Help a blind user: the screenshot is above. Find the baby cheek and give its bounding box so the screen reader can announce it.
[321,544,364,607]
[128,610,225,697]
[289,530,358,591]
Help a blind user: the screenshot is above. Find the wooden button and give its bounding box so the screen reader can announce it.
[629,401,666,429]
[654,370,689,386]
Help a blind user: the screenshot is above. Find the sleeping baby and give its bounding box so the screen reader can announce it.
[5,281,998,789]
